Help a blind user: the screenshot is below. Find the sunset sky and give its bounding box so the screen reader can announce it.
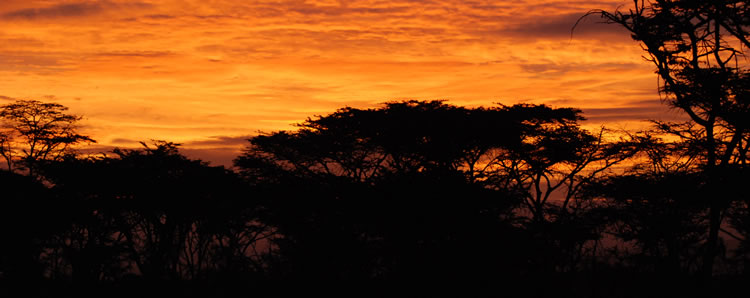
[0,0,685,165]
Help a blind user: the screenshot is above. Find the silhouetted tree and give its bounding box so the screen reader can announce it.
[239,101,535,182]
[235,100,628,295]
[486,123,638,224]
[594,171,707,272]
[0,171,59,286]
[589,0,750,277]
[36,141,272,292]
[0,100,94,176]
[454,107,640,273]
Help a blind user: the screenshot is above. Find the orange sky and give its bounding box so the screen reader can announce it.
[0,0,685,165]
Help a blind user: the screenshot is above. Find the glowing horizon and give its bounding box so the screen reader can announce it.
[0,0,686,165]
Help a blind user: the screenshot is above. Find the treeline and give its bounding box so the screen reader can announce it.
[4,1,750,296]
[1,99,749,297]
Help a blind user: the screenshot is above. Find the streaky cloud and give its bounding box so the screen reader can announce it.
[503,12,631,40]
[93,51,175,58]
[184,135,254,148]
[1,1,152,20]
[582,100,687,123]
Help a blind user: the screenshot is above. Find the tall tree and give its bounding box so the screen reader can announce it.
[0,100,94,176]
[588,0,750,277]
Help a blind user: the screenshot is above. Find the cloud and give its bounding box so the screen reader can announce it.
[582,99,687,123]
[0,36,45,48]
[2,3,103,19]
[516,61,644,80]
[179,147,243,167]
[143,14,175,20]
[288,5,413,17]
[110,138,140,145]
[93,51,174,58]
[501,12,631,40]
[0,51,69,73]
[0,0,667,166]
[1,1,152,20]
[0,95,16,101]
[181,136,257,167]
[184,135,252,148]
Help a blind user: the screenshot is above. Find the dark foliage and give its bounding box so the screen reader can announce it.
[585,0,750,280]
[4,97,750,297]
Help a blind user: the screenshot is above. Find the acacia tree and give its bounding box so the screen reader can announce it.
[37,141,273,282]
[237,100,640,223]
[478,120,639,273]
[486,123,639,224]
[585,134,709,274]
[235,101,549,288]
[588,0,750,277]
[235,100,639,280]
[0,100,94,176]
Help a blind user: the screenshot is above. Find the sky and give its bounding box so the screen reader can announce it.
[0,0,685,166]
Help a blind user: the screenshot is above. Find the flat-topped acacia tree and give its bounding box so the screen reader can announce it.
[235,100,638,283]
[238,100,636,222]
[0,99,94,176]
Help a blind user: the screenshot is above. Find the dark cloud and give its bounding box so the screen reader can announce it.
[192,14,236,20]
[0,52,68,73]
[500,12,631,40]
[582,100,687,123]
[179,147,242,167]
[2,3,104,19]
[0,95,16,101]
[76,144,117,156]
[519,0,624,13]
[181,136,257,167]
[288,5,412,17]
[110,138,140,145]
[519,61,642,76]
[0,36,45,47]
[144,14,175,20]
[1,1,152,20]
[184,136,252,147]
[120,14,178,23]
[93,51,174,58]
[264,85,332,94]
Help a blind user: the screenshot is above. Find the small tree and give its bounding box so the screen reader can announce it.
[0,100,94,175]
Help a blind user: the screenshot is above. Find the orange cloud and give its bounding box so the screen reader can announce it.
[0,0,682,165]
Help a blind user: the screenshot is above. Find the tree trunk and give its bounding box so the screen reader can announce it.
[702,204,722,280]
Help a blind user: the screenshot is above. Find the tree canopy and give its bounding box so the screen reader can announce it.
[0,100,94,175]
[587,0,750,279]
[2,98,749,296]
